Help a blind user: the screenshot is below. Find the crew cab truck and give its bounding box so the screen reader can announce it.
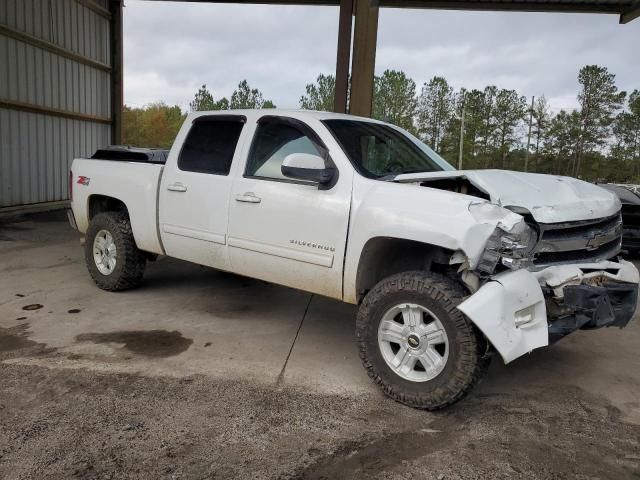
[69,110,639,409]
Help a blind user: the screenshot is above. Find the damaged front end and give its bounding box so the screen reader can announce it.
[538,262,638,343]
[468,202,537,274]
[456,204,639,364]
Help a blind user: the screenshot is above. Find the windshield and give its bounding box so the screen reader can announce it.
[322,119,455,179]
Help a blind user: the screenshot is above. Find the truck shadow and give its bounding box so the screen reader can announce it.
[141,256,263,292]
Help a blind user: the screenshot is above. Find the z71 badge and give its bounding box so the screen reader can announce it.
[77,176,90,186]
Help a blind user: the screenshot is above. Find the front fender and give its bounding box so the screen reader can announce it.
[343,176,512,303]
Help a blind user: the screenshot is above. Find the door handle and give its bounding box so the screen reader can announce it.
[235,192,261,204]
[167,183,187,192]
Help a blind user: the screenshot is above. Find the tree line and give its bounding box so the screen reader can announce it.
[122,66,640,182]
[122,80,276,149]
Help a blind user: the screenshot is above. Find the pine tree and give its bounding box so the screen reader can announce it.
[574,65,626,177]
[416,76,454,152]
[372,70,417,133]
[299,74,336,111]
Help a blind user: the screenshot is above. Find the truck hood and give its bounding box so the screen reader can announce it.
[393,169,620,224]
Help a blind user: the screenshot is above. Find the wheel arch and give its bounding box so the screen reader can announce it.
[354,237,456,304]
[88,194,129,220]
[85,194,162,255]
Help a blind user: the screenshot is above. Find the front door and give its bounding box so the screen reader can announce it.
[227,117,352,299]
[159,115,246,269]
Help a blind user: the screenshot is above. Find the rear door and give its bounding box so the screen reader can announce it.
[159,115,246,269]
[227,116,352,299]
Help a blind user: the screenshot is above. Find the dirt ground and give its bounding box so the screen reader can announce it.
[1,212,639,479]
[1,359,639,480]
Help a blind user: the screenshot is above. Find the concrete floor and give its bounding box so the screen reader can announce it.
[0,211,370,394]
[1,212,640,479]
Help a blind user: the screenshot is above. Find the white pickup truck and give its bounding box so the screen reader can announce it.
[69,110,639,409]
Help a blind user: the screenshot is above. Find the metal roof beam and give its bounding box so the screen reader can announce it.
[142,0,637,20]
[142,0,630,10]
[380,1,627,13]
[620,0,640,23]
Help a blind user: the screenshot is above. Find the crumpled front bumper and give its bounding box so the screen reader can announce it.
[547,281,637,343]
[457,259,639,363]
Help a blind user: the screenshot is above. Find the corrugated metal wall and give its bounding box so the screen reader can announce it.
[0,0,113,207]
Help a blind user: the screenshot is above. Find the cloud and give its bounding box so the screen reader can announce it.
[123,1,639,111]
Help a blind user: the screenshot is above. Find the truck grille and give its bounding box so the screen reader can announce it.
[532,213,622,268]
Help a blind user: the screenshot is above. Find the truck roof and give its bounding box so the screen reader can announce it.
[86,110,390,166]
[186,109,388,124]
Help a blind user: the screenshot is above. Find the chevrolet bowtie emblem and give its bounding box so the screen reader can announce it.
[586,232,611,250]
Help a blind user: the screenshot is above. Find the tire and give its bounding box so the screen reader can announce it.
[84,211,146,291]
[356,271,489,410]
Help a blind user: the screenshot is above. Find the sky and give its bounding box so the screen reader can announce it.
[122,0,640,113]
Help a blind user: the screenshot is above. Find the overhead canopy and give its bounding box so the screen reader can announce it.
[147,0,639,22]
[383,0,639,23]
[144,0,639,118]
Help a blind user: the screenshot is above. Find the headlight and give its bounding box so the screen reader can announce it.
[476,221,537,275]
[468,202,537,275]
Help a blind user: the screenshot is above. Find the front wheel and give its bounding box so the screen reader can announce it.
[84,211,146,291]
[356,271,489,410]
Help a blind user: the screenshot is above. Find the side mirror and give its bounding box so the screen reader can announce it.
[281,153,336,186]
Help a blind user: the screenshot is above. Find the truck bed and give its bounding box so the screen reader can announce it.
[91,146,169,164]
[70,156,165,255]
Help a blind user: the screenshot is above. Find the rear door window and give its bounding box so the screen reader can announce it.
[179,119,245,175]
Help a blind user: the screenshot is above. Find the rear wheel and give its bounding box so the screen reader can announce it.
[356,271,489,410]
[84,212,146,291]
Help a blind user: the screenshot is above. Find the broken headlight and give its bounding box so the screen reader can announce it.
[476,220,537,275]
